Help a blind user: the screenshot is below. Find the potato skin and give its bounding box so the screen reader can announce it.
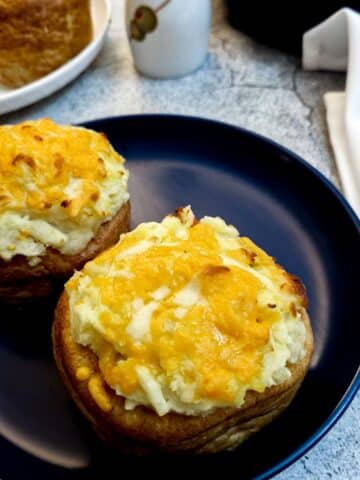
[0,201,130,302]
[52,286,313,454]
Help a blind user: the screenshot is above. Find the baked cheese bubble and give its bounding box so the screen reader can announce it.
[0,118,129,262]
[66,206,307,416]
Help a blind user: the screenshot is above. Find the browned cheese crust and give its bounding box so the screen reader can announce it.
[0,201,130,301]
[0,0,92,88]
[52,275,314,454]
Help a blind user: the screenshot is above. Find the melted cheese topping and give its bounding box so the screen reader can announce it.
[66,206,307,416]
[0,118,129,261]
[88,374,113,412]
[75,366,92,381]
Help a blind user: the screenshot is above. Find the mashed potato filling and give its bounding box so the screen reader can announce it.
[66,207,307,416]
[0,119,129,261]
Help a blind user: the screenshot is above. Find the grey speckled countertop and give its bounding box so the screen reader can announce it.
[1,0,359,478]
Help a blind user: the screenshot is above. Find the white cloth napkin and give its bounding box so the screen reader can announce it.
[303,8,360,217]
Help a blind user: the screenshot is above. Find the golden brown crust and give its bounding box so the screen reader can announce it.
[0,201,130,301]
[52,289,314,454]
[0,0,92,88]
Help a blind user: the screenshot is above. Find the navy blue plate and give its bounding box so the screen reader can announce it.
[0,115,359,480]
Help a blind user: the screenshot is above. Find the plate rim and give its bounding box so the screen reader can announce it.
[83,112,360,227]
[82,113,360,480]
[0,114,358,479]
[0,0,111,115]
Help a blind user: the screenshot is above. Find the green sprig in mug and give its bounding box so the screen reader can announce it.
[126,0,212,78]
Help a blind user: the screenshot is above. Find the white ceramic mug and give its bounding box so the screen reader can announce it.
[125,0,212,79]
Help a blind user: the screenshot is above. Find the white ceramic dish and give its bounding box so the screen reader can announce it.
[0,0,111,116]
